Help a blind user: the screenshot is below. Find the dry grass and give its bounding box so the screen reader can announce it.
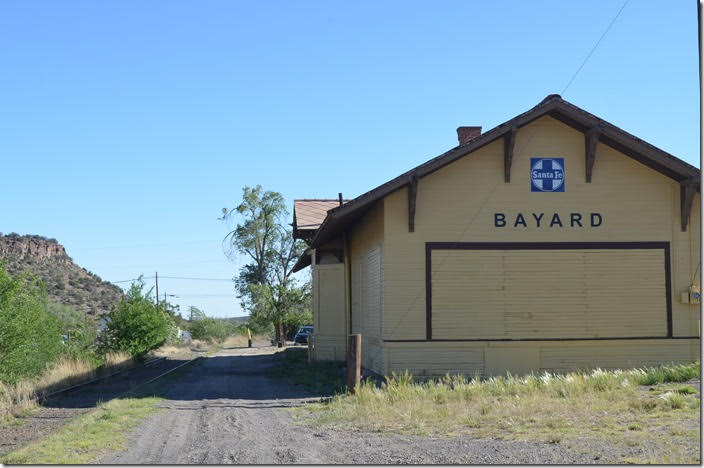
[188,334,270,352]
[302,363,700,463]
[0,380,36,422]
[189,339,210,352]
[221,334,269,349]
[153,345,186,357]
[0,352,134,423]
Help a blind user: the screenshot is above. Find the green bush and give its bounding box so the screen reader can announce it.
[46,302,99,361]
[0,265,64,384]
[187,307,235,342]
[97,279,176,359]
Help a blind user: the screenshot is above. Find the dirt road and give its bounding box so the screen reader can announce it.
[101,347,661,464]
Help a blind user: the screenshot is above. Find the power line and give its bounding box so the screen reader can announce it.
[158,276,233,282]
[170,294,238,298]
[371,128,542,366]
[561,0,630,95]
[112,275,232,284]
[374,0,631,364]
[113,276,154,284]
[95,259,224,269]
[72,240,219,251]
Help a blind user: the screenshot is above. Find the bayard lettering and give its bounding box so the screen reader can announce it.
[493,212,603,228]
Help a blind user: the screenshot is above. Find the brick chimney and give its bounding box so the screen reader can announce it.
[457,126,482,145]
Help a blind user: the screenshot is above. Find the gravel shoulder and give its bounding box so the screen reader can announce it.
[0,352,196,457]
[101,347,675,464]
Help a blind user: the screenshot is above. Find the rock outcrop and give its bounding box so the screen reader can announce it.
[0,233,123,316]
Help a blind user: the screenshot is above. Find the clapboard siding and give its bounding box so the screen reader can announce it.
[384,339,699,377]
[382,116,699,344]
[311,104,699,376]
[361,247,382,371]
[431,248,667,340]
[349,201,386,374]
[387,344,485,377]
[538,340,696,372]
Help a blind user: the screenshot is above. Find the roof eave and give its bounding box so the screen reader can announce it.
[309,95,700,248]
[291,250,311,273]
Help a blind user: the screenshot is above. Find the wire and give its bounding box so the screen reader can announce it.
[371,0,631,368]
[95,259,224,269]
[561,0,630,95]
[158,276,233,282]
[72,240,218,251]
[690,260,701,285]
[370,128,541,368]
[113,276,154,284]
[171,294,237,298]
[112,275,232,284]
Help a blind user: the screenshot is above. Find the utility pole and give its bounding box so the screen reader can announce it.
[155,271,159,308]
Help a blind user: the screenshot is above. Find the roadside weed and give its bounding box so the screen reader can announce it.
[302,361,700,463]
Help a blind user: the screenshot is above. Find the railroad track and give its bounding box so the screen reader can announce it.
[35,354,201,404]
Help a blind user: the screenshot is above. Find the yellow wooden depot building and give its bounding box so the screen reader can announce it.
[292,95,701,377]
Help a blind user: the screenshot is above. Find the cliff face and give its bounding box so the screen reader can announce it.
[0,234,70,262]
[0,233,123,317]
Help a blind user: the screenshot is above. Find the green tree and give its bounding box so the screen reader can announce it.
[0,264,63,384]
[221,185,310,345]
[97,278,176,359]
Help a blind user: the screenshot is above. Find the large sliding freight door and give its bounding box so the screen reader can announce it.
[427,242,671,341]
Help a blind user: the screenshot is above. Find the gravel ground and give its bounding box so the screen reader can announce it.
[0,352,195,457]
[101,347,678,464]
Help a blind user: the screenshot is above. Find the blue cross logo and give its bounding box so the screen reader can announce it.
[531,158,564,192]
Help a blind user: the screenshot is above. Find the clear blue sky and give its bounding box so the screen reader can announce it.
[0,1,699,317]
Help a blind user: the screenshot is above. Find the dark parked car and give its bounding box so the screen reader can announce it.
[294,326,314,345]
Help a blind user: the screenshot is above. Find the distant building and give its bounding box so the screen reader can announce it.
[293,95,700,376]
[177,329,192,343]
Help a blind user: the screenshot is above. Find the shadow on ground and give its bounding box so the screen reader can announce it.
[40,351,325,410]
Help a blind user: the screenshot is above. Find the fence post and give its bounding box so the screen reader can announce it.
[347,334,361,394]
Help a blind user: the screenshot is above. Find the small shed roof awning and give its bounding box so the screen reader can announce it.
[293,199,349,242]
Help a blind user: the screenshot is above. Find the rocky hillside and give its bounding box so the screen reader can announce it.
[0,233,123,316]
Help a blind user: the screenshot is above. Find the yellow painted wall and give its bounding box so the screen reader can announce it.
[311,263,347,361]
[432,248,667,339]
[385,339,699,377]
[376,115,699,375]
[348,201,386,373]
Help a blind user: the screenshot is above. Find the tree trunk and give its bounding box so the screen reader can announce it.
[274,323,281,347]
[277,322,285,348]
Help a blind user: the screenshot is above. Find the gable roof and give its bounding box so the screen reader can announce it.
[306,94,700,248]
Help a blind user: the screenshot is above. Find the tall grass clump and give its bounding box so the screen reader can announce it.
[629,362,700,386]
[307,361,700,441]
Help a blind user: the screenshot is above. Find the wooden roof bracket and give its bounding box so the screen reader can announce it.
[408,172,418,232]
[585,126,600,183]
[680,177,698,232]
[504,126,517,183]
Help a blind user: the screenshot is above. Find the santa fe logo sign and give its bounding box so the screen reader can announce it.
[530,158,564,192]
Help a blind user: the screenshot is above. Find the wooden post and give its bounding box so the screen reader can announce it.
[347,334,361,394]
